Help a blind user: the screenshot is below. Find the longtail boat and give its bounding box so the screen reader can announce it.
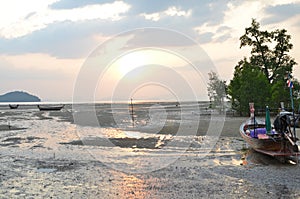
[37,104,64,111]
[9,104,19,109]
[240,103,299,162]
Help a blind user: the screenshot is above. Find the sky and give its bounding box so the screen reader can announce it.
[1,0,300,102]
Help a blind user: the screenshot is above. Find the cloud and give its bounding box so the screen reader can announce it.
[50,0,112,9]
[140,6,192,22]
[263,3,300,24]
[0,0,57,26]
[1,0,300,89]
[194,23,233,44]
[0,19,117,58]
[125,0,176,15]
[0,0,231,59]
[193,1,300,45]
[0,1,130,39]
[197,32,214,44]
[123,28,196,49]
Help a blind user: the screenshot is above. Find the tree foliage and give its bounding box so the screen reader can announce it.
[228,60,270,115]
[207,71,226,111]
[240,19,296,83]
[228,19,298,115]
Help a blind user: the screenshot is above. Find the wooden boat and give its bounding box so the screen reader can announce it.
[37,104,64,111]
[240,103,299,161]
[9,104,19,109]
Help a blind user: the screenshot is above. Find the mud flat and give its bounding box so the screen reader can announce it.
[0,138,299,198]
[0,105,299,198]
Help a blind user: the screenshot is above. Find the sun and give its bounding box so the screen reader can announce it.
[95,48,192,101]
[112,48,187,78]
[115,50,152,77]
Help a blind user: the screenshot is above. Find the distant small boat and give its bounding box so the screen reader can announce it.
[37,105,64,111]
[9,104,19,109]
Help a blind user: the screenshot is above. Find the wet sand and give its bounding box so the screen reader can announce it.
[0,105,299,198]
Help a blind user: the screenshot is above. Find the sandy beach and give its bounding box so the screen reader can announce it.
[0,103,299,198]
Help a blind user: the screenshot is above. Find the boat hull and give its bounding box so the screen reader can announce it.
[240,122,298,157]
[9,104,19,109]
[37,105,64,111]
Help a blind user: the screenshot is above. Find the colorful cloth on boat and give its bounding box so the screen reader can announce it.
[250,128,276,138]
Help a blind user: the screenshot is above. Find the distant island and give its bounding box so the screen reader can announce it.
[0,91,41,102]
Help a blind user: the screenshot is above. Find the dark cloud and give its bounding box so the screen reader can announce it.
[0,0,232,58]
[197,32,214,43]
[50,0,113,9]
[215,33,231,43]
[50,0,174,14]
[0,15,196,59]
[0,20,120,58]
[216,26,231,33]
[125,0,175,14]
[122,28,196,50]
[263,3,300,24]
[24,12,36,20]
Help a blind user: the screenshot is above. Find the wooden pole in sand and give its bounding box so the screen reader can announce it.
[130,98,134,127]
